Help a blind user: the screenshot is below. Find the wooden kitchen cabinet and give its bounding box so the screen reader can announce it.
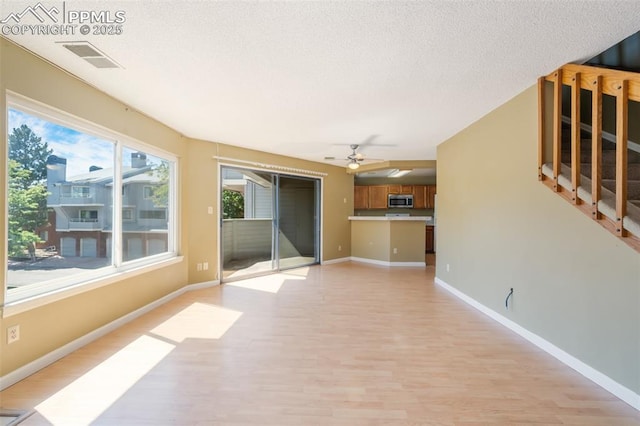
[368,185,388,209]
[387,184,401,194]
[412,185,427,209]
[354,184,436,210]
[426,185,436,209]
[400,185,413,194]
[354,185,369,209]
[387,184,413,194]
[425,225,435,253]
[354,185,388,209]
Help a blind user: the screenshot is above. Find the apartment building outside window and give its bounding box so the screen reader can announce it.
[5,94,178,305]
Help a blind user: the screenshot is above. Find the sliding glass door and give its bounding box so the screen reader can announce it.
[277,175,320,270]
[221,166,320,281]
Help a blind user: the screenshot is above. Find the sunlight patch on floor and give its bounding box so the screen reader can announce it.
[282,266,310,277]
[151,302,243,342]
[225,257,315,280]
[226,271,307,294]
[35,335,174,425]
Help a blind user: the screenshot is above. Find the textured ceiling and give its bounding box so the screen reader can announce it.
[3,1,640,166]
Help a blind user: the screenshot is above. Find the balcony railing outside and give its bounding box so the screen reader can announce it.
[66,218,103,230]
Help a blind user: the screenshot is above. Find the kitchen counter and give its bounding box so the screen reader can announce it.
[348,216,432,222]
[349,216,427,267]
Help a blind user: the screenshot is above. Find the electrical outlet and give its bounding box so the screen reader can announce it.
[338,245,342,251]
[196,263,202,271]
[203,262,208,270]
[207,206,213,214]
[393,248,398,254]
[7,325,19,344]
[446,263,450,272]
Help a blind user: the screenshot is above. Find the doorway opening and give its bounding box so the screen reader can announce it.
[220,166,320,281]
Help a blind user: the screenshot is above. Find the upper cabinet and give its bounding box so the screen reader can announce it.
[354,185,391,209]
[354,185,369,209]
[413,185,427,209]
[426,185,436,209]
[368,185,388,209]
[388,185,413,194]
[354,184,436,210]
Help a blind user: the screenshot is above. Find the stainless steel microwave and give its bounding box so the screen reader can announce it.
[388,194,413,208]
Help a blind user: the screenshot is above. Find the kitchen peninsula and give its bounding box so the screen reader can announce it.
[349,216,431,266]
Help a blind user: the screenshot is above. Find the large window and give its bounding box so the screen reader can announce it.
[121,148,171,262]
[6,95,177,305]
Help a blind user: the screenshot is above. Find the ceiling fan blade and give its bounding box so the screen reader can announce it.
[359,135,378,146]
[359,136,397,148]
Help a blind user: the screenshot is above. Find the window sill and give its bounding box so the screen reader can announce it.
[2,256,184,318]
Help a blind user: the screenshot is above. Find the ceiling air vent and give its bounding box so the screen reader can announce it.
[60,41,121,69]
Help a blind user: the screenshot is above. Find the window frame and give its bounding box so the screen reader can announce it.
[139,209,167,220]
[143,185,154,200]
[122,208,135,222]
[4,91,180,312]
[71,186,91,198]
[79,209,99,221]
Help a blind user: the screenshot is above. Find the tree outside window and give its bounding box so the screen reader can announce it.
[7,124,51,258]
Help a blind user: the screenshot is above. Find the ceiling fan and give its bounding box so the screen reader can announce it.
[346,144,366,169]
[332,135,392,170]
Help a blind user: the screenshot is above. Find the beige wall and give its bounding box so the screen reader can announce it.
[351,221,391,261]
[436,85,640,394]
[0,39,354,378]
[351,220,425,262]
[389,221,425,262]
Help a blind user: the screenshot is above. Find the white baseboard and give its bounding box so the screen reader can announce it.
[188,279,221,290]
[321,256,351,265]
[434,277,640,411]
[351,257,425,267]
[0,279,219,391]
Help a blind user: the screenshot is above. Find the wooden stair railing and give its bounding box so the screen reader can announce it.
[539,64,640,253]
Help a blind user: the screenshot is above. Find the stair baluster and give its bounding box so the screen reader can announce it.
[591,75,602,220]
[571,72,581,204]
[553,69,563,192]
[615,80,628,237]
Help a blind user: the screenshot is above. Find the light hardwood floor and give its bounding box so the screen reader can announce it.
[1,261,639,425]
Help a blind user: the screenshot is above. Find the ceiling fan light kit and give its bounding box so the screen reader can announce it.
[345,144,369,169]
[338,138,389,170]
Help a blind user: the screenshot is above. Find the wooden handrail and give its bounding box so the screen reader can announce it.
[545,63,640,101]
